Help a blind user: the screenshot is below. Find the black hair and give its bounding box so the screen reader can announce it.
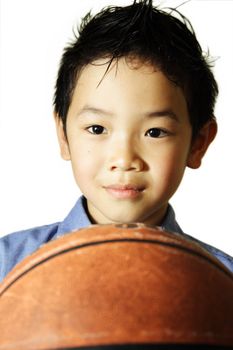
[53,0,218,139]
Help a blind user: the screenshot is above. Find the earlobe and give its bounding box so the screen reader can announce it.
[53,112,71,161]
[187,119,217,169]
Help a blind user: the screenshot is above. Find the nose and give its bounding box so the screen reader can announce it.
[107,138,144,172]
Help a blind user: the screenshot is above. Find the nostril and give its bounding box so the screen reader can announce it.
[109,160,144,172]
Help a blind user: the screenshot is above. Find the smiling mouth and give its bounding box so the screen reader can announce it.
[104,184,144,199]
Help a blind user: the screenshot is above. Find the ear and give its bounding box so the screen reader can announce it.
[187,119,217,169]
[54,112,71,161]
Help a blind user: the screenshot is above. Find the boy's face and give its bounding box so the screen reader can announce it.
[56,58,198,225]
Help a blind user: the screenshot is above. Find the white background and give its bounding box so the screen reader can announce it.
[0,0,232,255]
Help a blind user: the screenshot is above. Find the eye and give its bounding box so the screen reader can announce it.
[145,128,168,138]
[86,125,106,135]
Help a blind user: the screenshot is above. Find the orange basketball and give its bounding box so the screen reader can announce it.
[0,224,232,349]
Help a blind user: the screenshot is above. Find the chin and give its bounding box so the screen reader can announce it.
[106,212,144,225]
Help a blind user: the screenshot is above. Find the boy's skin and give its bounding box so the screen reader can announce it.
[55,57,217,226]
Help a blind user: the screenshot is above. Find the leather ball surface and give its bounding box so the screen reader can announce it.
[0,224,232,349]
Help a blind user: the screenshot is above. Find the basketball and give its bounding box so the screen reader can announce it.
[0,224,232,349]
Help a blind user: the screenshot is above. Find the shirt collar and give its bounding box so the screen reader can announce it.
[56,196,183,237]
[160,204,184,234]
[56,196,91,237]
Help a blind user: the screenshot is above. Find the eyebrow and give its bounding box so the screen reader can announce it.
[145,109,179,121]
[76,105,114,118]
[77,105,179,121]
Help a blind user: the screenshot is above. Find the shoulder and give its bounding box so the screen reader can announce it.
[0,196,91,282]
[200,241,233,273]
[0,222,59,282]
[182,232,233,273]
[163,205,233,273]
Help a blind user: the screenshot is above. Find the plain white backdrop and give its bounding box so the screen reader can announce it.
[0,0,232,255]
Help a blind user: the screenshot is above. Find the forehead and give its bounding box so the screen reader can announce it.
[76,57,170,92]
[69,58,188,120]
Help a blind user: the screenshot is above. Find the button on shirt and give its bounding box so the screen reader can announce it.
[0,196,232,282]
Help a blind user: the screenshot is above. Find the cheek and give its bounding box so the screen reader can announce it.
[70,145,100,185]
[151,146,188,187]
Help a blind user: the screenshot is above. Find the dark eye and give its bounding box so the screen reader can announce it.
[87,125,106,135]
[145,128,167,138]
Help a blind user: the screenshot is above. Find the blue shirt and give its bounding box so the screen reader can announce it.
[0,196,232,282]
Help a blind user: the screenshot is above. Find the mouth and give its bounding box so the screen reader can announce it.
[104,184,144,199]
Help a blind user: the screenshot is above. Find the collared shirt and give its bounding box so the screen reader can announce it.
[0,196,232,282]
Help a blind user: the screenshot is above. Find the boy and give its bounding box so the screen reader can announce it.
[0,0,232,282]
